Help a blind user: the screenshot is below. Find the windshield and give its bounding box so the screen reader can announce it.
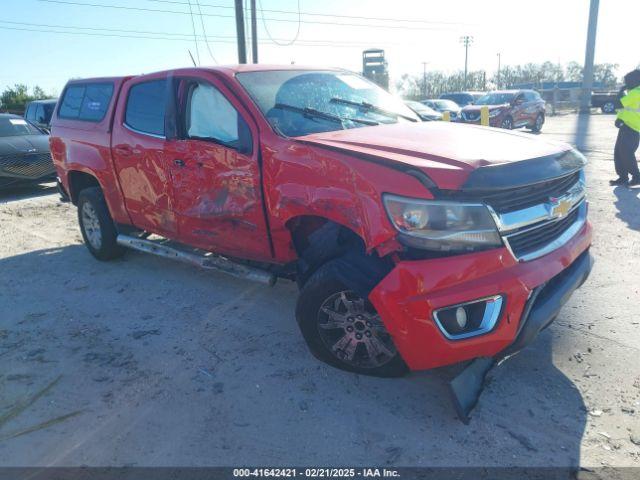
[475,92,515,105]
[0,117,42,137]
[236,70,419,137]
[432,100,459,110]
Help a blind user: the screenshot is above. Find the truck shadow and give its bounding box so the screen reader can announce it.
[0,245,586,468]
[0,182,56,204]
[613,186,640,232]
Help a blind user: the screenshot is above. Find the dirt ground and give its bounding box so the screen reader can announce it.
[0,113,639,469]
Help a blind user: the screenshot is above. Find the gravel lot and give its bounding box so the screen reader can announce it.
[0,113,639,469]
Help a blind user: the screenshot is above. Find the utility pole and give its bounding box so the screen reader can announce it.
[580,0,599,112]
[234,0,247,64]
[460,36,474,89]
[250,0,258,63]
[421,62,428,99]
[496,53,501,89]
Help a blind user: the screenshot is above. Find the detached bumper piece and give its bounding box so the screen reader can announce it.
[449,249,594,423]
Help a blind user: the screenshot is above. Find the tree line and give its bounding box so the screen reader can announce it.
[396,61,621,100]
[0,84,55,113]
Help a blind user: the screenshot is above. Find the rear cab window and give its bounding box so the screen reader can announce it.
[58,82,114,122]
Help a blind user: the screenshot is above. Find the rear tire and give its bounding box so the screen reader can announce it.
[602,102,616,114]
[501,116,513,130]
[296,258,408,377]
[77,187,125,261]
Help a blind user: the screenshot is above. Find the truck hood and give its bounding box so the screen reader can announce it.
[297,122,576,190]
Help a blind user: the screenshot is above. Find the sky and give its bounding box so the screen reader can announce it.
[1,0,638,96]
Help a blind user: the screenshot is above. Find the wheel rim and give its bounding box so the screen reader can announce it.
[604,103,614,113]
[317,290,397,369]
[502,118,512,129]
[81,202,102,250]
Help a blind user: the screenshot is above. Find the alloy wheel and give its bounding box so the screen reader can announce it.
[317,290,397,369]
[81,202,102,250]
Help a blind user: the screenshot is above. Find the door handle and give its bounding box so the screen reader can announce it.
[174,159,185,167]
[114,145,134,156]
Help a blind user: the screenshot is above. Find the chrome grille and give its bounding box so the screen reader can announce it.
[505,206,581,259]
[0,152,55,180]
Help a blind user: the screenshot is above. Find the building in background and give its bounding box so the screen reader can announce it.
[362,49,389,90]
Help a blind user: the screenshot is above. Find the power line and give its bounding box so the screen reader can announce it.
[0,20,396,46]
[258,0,300,47]
[186,0,201,65]
[145,0,472,26]
[194,0,219,64]
[36,0,462,31]
[0,23,392,48]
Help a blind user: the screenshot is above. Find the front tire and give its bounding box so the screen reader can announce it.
[530,113,544,132]
[296,259,408,377]
[77,187,125,261]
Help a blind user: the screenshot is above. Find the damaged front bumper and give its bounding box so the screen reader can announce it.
[369,220,593,372]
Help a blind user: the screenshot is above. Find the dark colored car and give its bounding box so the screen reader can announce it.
[25,99,58,132]
[421,99,461,121]
[591,91,619,114]
[439,92,484,107]
[0,113,55,188]
[404,100,442,121]
[459,90,546,132]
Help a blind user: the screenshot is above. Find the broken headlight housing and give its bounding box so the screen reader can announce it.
[383,194,502,252]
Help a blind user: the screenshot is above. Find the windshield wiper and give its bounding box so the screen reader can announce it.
[330,97,418,122]
[273,103,379,126]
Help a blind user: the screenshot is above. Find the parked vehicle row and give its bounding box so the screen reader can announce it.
[50,65,592,411]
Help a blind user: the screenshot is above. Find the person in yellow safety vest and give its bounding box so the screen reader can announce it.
[610,69,640,186]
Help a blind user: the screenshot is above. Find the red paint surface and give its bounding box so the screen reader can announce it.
[369,221,592,370]
[50,66,593,371]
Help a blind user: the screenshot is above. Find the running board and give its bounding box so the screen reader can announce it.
[116,234,276,285]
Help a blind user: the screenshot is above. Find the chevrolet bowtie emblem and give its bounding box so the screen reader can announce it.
[550,197,572,218]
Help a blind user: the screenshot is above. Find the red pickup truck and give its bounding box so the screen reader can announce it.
[50,66,592,403]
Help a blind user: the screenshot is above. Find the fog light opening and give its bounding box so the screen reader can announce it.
[434,295,504,340]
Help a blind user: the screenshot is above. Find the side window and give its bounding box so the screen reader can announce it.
[80,84,113,121]
[185,81,248,149]
[25,104,35,121]
[59,86,85,118]
[125,80,166,136]
[59,83,113,121]
[35,104,45,123]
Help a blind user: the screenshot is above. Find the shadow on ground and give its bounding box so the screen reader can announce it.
[613,186,640,232]
[0,245,586,467]
[0,182,56,204]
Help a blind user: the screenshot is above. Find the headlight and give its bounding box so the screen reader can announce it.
[383,194,502,252]
[488,108,503,118]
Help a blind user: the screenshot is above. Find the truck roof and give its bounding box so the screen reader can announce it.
[66,65,345,85]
